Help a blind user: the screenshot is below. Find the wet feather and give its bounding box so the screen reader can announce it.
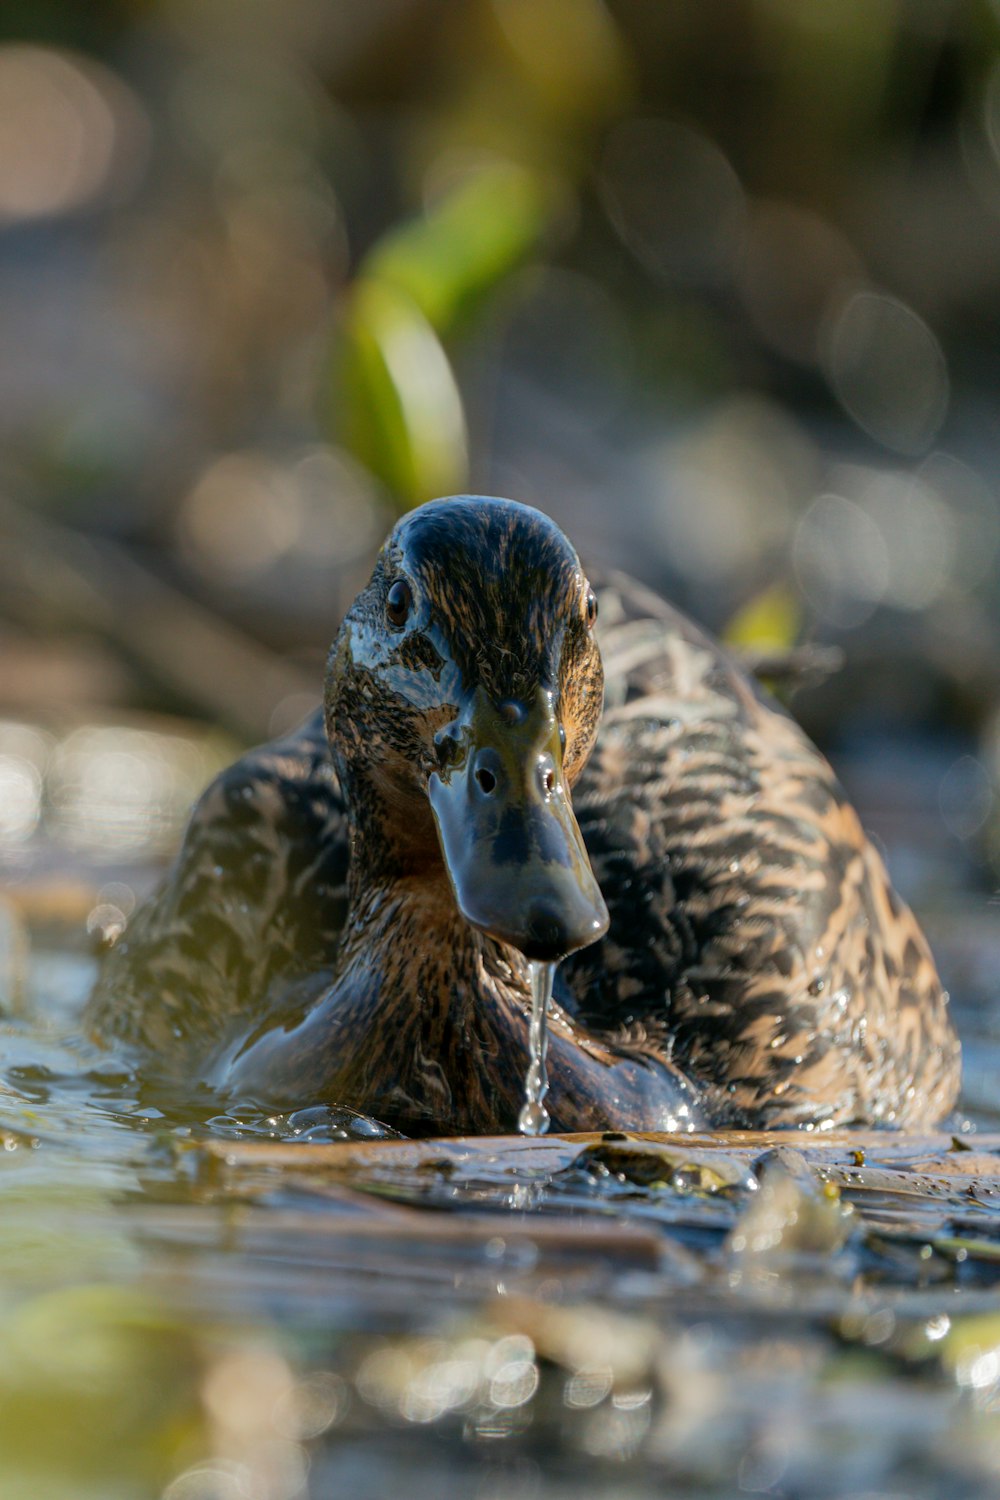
[87,499,961,1133]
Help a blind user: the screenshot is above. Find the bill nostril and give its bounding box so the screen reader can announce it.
[543,769,555,794]
[473,747,503,796]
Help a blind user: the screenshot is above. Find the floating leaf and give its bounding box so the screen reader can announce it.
[575,1136,754,1195]
[727,1148,855,1260]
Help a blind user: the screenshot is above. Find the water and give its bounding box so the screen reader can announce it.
[4,829,1000,1499]
[518,960,555,1136]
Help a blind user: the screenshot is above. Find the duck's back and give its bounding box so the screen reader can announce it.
[88,572,961,1127]
[86,710,349,1063]
[563,573,960,1127]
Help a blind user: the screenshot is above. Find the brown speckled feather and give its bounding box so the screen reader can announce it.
[564,573,959,1127]
[87,505,960,1132]
[86,711,348,1059]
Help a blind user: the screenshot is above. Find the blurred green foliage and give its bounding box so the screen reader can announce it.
[335,277,468,506]
[0,0,997,856]
[0,1285,205,1499]
[334,162,557,505]
[363,162,556,339]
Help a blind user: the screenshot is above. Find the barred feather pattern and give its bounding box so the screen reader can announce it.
[86,712,348,1062]
[563,573,960,1127]
[87,571,960,1128]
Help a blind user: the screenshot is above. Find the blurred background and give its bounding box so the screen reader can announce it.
[3,10,1000,1499]
[1,0,999,912]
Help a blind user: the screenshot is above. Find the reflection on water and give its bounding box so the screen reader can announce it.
[2,2,1000,1492]
[1,711,1000,1500]
[0,718,233,866]
[0,903,998,1500]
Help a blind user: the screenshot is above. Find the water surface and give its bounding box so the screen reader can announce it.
[3,784,1000,1500]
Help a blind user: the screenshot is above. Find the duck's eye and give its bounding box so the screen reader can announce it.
[386,579,412,628]
[585,588,598,631]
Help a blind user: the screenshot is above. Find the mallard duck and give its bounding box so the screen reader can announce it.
[87,495,961,1135]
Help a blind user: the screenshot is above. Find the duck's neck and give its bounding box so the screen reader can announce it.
[322,865,547,1132]
[227,802,701,1134]
[338,865,534,1047]
[334,772,521,1003]
[328,866,699,1136]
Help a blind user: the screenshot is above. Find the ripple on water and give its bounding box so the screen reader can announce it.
[0,908,1000,1500]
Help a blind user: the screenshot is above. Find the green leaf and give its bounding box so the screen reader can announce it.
[332,278,468,510]
[365,161,555,337]
[329,161,558,510]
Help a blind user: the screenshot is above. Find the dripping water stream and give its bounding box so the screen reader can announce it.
[518,960,556,1135]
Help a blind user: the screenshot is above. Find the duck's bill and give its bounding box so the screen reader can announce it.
[427,689,609,963]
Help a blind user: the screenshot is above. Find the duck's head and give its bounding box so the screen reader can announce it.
[325,495,609,963]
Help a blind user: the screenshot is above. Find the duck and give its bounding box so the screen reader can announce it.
[86,494,961,1136]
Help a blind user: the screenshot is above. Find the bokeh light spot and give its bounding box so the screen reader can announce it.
[600,119,746,286]
[650,398,814,584]
[918,452,1000,592]
[939,755,995,841]
[822,288,949,455]
[0,756,42,845]
[793,492,889,627]
[739,200,863,366]
[0,46,147,222]
[857,468,956,610]
[179,453,301,583]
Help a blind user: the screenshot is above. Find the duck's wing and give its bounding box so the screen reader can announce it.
[86,708,349,1064]
[563,572,960,1128]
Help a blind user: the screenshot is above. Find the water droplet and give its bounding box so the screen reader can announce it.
[518,961,555,1136]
